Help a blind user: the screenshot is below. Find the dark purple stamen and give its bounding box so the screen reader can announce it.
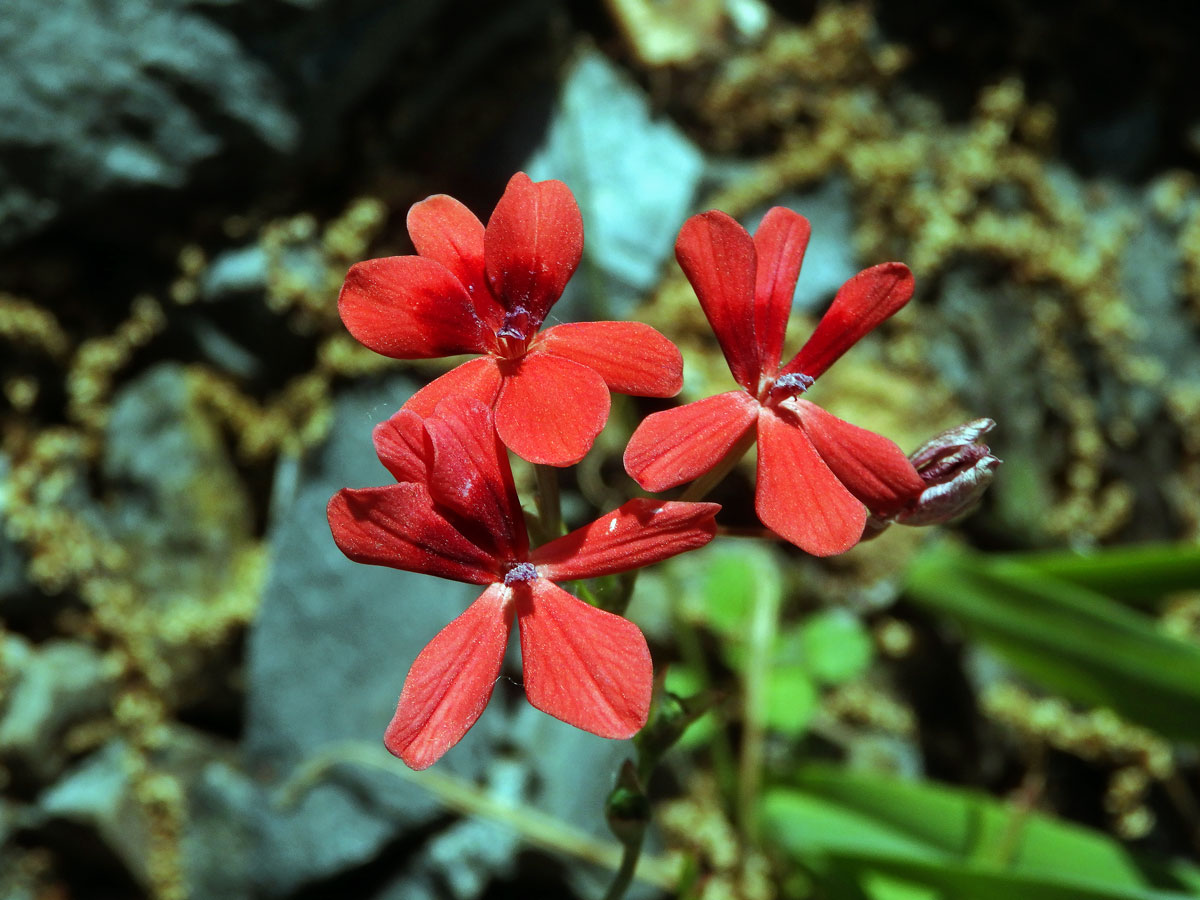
[503,562,538,585]
[773,372,815,395]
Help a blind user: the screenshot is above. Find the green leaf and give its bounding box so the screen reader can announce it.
[905,544,1200,741]
[793,609,874,685]
[763,766,1200,899]
[764,789,941,862]
[1013,544,1200,609]
[763,665,819,736]
[702,552,758,634]
[700,544,783,638]
[861,872,941,900]
[828,855,1198,900]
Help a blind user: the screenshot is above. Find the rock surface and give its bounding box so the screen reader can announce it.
[528,48,704,318]
[0,0,451,245]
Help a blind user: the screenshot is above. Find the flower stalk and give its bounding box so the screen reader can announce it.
[534,462,563,540]
[601,678,725,900]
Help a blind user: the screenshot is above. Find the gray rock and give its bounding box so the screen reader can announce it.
[0,0,453,245]
[928,264,1052,536]
[0,636,116,783]
[527,48,704,319]
[100,362,257,701]
[244,374,496,894]
[36,729,259,899]
[423,760,526,898]
[1119,193,1200,424]
[182,757,260,900]
[38,741,156,887]
[0,0,296,243]
[0,455,31,605]
[103,362,253,560]
[200,246,270,301]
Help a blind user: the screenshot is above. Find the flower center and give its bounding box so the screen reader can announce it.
[765,371,815,404]
[503,562,538,586]
[495,306,533,359]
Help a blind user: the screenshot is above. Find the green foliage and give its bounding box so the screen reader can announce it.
[1015,543,1200,609]
[905,542,1200,741]
[658,543,880,743]
[697,542,783,638]
[763,766,1200,900]
[787,609,874,686]
[763,665,820,737]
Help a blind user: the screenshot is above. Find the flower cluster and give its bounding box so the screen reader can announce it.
[329,173,997,768]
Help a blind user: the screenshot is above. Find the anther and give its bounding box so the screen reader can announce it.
[503,562,538,585]
[773,372,815,396]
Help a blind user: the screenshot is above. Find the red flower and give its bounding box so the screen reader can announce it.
[624,208,926,557]
[338,172,684,467]
[327,396,720,769]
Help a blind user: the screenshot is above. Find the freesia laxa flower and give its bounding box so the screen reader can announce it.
[624,208,926,557]
[327,396,720,770]
[337,172,684,467]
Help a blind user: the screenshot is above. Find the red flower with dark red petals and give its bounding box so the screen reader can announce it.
[328,396,719,769]
[338,173,684,466]
[624,208,925,556]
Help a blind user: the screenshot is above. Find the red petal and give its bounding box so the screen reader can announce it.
[373,409,429,483]
[535,322,682,397]
[517,579,651,739]
[781,262,914,381]
[532,499,720,581]
[494,352,610,466]
[623,391,759,492]
[403,357,503,417]
[755,408,866,556]
[338,256,488,359]
[424,397,528,560]
[327,484,498,584]
[407,194,504,330]
[484,172,583,329]
[792,400,925,517]
[385,584,513,769]
[675,211,761,390]
[753,208,811,377]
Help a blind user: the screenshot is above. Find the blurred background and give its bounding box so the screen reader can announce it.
[3,0,1200,897]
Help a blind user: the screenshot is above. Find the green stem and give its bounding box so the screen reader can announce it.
[737,557,780,845]
[601,833,645,900]
[980,746,1044,867]
[679,426,757,502]
[674,613,739,800]
[534,464,563,538]
[603,758,651,900]
[277,741,678,890]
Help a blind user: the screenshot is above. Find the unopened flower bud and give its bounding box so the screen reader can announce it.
[605,759,650,846]
[863,418,1000,537]
[899,418,1000,525]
